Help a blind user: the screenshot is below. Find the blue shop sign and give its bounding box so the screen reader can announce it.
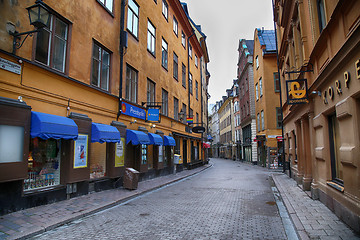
[147,108,160,122]
[121,102,146,120]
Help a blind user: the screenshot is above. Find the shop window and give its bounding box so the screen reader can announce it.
[163,145,167,164]
[90,142,106,179]
[24,138,61,191]
[0,125,24,163]
[328,113,343,184]
[141,144,147,164]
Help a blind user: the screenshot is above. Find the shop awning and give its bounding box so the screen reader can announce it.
[163,136,176,146]
[202,142,211,148]
[126,129,151,145]
[148,133,163,145]
[30,111,78,140]
[91,123,121,143]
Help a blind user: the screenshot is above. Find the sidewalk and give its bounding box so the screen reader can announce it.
[0,165,210,240]
[272,173,359,240]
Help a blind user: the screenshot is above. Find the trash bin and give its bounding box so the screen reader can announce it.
[123,168,139,190]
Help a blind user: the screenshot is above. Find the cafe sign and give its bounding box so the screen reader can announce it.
[285,79,309,105]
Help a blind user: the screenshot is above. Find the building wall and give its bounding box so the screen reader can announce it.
[274,0,360,232]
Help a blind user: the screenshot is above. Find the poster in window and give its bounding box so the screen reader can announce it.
[158,145,163,163]
[115,138,125,167]
[74,134,88,168]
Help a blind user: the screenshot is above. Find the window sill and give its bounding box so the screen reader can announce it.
[162,65,168,72]
[147,49,156,58]
[126,29,139,42]
[327,181,344,193]
[23,184,65,196]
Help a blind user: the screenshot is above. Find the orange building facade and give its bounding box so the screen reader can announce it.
[252,28,282,168]
[0,0,207,214]
[274,0,360,232]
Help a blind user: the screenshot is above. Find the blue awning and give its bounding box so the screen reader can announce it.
[126,130,151,145]
[148,133,163,146]
[91,123,121,143]
[163,136,176,146]
[30,111,78,140]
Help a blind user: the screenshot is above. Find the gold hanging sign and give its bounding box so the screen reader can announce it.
[285,79,309,105]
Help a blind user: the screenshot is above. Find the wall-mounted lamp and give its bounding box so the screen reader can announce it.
[150,124,156,129]
[9,0,51,54]
[130,119,137,124]
[178,109,185,121]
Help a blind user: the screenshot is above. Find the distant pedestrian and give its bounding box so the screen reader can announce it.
[233,155,236,161]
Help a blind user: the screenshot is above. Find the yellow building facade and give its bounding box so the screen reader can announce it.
[253,28,282,167]
[0,0,206,214]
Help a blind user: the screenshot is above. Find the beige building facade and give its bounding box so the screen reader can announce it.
[274,0,360,232]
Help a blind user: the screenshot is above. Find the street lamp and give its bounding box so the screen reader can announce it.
[178,109,185,122]
[10,0,51,54]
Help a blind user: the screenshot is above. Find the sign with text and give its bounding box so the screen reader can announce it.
[0,57,21,75]
[146,108,160,122]
[121,102,146,120]
[115,138,125,167]
[74,134,88,168]
[285,79,309,105]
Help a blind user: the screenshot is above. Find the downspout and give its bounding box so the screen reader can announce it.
[272,0,287,175]
[117,0,126,121]
[187,30,195,124]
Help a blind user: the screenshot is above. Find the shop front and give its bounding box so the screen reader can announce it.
[126,129,151,179]
[163,135,176,171]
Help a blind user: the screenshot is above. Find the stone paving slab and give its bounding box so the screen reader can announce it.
[0,165,210,240]
[272,173,360,240]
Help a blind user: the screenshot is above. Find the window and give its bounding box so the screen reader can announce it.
[182,103,186,123]
[196,112,199,124]
[189,44,192,58]
[162,89,168,116]
[255,55,259,69]
[317,0,326,33]
[257,113,260,132]
[261,110,264,131]
[173,52,178,80]
[195,81,198,100]
[274,72,280,92]
[174,97,179,120]
[259,78,263,96]
[162,0,168,20]
[181,31,186,47]
[173,17,178,36]
[161,38,168,69]
[147,79,155,104]
[91,43,110,91]
[141,144,147,164]
[255,83,259,100]
[328,113,343,183]
[125,65,138,103]
[182,63,186,88]
[147,20,156,55]
[97,0,113,12]
[195,55,198,67]
[127,0,139,38]
[35,15,68,72]
[189,73,193,95]
[276,107,282,129]
[189,108,193,120]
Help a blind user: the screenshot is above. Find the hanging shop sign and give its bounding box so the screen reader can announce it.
[121,102,146,120]
[285,79,309,105]
[146,108,160,122]
[74,134,88,168]
[192,126,205,133]
[115,138,125,167]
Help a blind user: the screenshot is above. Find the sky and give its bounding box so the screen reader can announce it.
[181,0,275,106]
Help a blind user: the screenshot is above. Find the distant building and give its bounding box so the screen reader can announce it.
[218,93,234,159]
[237,39,257,163]
[253,28,281,168]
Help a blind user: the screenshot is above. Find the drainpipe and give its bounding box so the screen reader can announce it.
[117,0,126,121]
[187,30,195,123]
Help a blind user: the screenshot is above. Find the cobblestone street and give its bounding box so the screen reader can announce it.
[31,159,287,239]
